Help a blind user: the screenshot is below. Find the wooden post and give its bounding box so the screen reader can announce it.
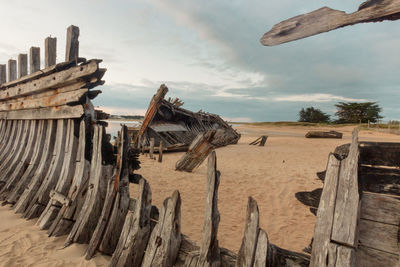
[158,141,163,163]
[149,138,155,159]
[18,54,28,78]
[45,37,57,68]
[29,47,40,73]
[65,25,79,62]
[0,64,6,84]
[8,59,17,81]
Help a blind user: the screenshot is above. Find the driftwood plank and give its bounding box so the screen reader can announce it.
[18,54,28,78]
[310,153,341,267]
[13,120,56,214]
[29,47,40,74]
[358,219,399,254]
[356,245,399,267]
[260,0,400,46]
[360,192,400,225]
[197,151,221,267]
[45,37,57,68]
[47,119,90,236]
[236,197,260,267]
[110,178,152,267]
[24,119,67,219]
[64,125,111,245]
[141,190,181,267]
[305,131,342,139]
[332,129,360,247]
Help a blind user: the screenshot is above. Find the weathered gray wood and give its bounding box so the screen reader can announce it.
[110,178,152,267]
[310,153,341,267]
[158,140,164,162]
[29,47,40,74]
[259,136,267,146]
[149,137,155,159]
[260,0,400,46]
[0,64,6,84]
[37,119,78,229]
[236,197,260,267]
[8,59,17,82]
[253,229,269,267]
[197,151,221,267]
[66,25,79,62]
[332,129,360,247]
[45,37,57,68]
[47,119,90,237]
[64,125,111,245]
[360,192,400,225]
[49,190,72,206]
[141,190,181,267]
[249,136,268,146]
[305,131,342,139]
[7,120,47,204]
[14,120,56,214]
[24,119,67,219]
[0,120,19,166]
[355,245,399,267]
[0,105,85,120]
[335,245,355,267]
[0,120,26,174]
[0,60,100,101]
[0,88,88,111]
[358,219,399,254]
[18,54,28,78]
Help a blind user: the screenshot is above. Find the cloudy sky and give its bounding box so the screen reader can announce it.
[0,0,399,122]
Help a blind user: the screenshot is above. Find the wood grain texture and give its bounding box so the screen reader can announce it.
[0,105,85,120]
[65,25,79,62]
[358,219,399,254]
[253,229,269,267]
[360,192,400,225]
[45,37,56,68]
[8,59,16,82]
[0,64,6,84]
[356,245,399,267]
[29,47,40,74]
[18,54,28,78]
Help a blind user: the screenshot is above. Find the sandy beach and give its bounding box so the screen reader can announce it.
[0,124,398,266]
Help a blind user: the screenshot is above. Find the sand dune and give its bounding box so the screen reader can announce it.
[1,125,398,265]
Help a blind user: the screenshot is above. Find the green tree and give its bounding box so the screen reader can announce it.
[335,102,382,123]
[298,107,330,123]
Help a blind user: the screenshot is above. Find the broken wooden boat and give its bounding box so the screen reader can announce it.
[135,84,241,152]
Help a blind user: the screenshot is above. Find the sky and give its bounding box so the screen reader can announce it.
[0,0,399,122]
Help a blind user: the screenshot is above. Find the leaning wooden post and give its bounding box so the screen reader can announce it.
[149,138,155,159]
[44,37,57,68]
[197,151,221,266]
[66,25,79,62]
[18,54,28,78]
[158,141,163,163]
[29,47,40,73]
[0,64,6,84]
[8,59,17,81]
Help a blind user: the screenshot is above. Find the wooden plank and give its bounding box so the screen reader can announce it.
[8,59,16,82]
[14,120,56,214]
[305,131,342,139]
[1,105,85,120]
[260,0,400,46]
[259,136,267,146]
[335,245,356,267]
[360,192,400,225]
[110,178,152,267]
[29,47,40,74]
[310,153,341,267]
[356,245,399,267]
[45,37,57,68]
[141,190,181,267]
[0,120,19,165]
[0,120,25,172]
[65,25,79,62]
[0,60,99,101]
[158,141,164,163]
[197,151,221,267]
[236,197,260,267]
[0,64,6,84]
[18,54,28,78]
[359,142,400,167]
[358,219,399,254]
[332,129,360,247]
[253,229,269,267]
[149,137,155,159]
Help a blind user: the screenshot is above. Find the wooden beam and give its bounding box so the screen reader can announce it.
[0,64,6,84]
[158,141,164,163]
[356,245,399,267]
[332,129,360,247]
[358,219,399,254]
[66,25,79,62]
[29,47,40,74]
[0,105,85,120]
[18,54,28,78]
[8,59,16,82]
[360,192,400,225]
[45,37,57,68]
[149,138,155,159]
[261,0,400,46]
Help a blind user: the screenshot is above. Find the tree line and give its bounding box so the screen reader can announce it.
[298,102,383,123]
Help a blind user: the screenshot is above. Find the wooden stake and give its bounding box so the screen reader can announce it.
[158,141,163,163]
[29,47,40,73]
[8,59,16,81]
[18,54,28,78]
[149,138,155,159]
[0,64,6,84]
[65,25,79,62]
[45,37,57,68]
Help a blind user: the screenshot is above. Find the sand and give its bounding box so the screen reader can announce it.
[0,124,398,266]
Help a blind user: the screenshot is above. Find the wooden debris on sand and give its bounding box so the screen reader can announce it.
[249,135,268,146]
[305,130,343,139]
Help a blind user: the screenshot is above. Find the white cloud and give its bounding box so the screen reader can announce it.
[273,93,368,103]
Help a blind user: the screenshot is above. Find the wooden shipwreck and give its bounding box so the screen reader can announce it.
[135,84,241,152]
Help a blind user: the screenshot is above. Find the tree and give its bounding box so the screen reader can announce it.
[335,102,382,123]
[298,107,330,123]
